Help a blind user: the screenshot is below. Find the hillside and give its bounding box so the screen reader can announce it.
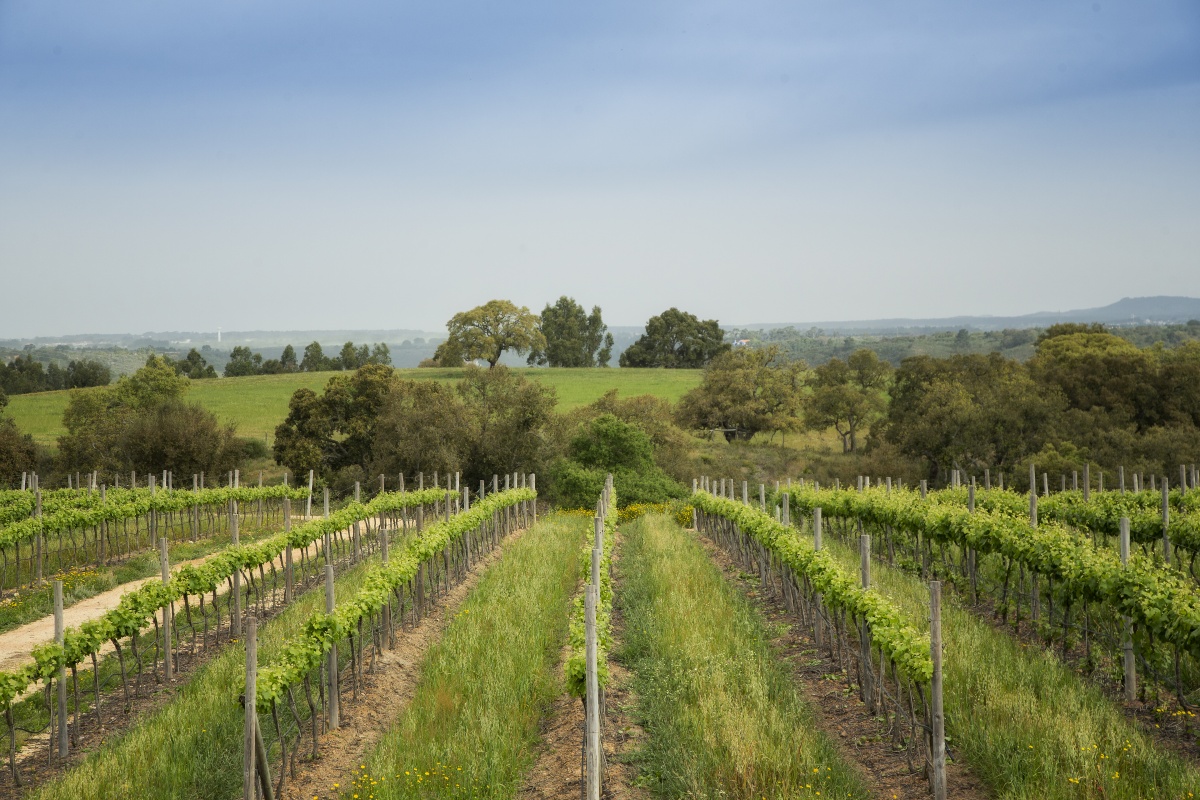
[3,367,702,448]
[735,295,1200,334]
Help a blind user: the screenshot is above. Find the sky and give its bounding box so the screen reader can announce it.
[1,0,1198,337]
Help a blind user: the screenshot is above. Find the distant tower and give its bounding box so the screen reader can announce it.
[217,327,222,343]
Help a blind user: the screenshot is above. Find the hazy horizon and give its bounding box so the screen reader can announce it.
[3,1,1198,338]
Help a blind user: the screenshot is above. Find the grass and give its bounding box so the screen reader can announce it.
[618,513,869,799]
[0,515,282,636]
[5,368,702,448]
[350,512,586,799]
[28,546,384,800]
[812,526,1200,799]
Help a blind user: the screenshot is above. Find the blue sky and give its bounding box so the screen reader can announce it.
[2,1,1198,336]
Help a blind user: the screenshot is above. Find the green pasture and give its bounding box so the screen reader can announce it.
[4,368,702,448]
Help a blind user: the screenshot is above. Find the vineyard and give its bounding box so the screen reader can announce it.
[0,466,1197,799]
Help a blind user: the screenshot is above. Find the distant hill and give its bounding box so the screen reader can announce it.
[734,296,1200,335]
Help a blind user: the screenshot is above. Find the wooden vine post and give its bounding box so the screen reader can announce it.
[54,580,67,758]
[307,470,315,519]
[380,517,391,649]
[967,482,977,601]
[584,582,600,800]
[1120,517,1136,702]
[1162,481,1171,563]
[149,475,157,547]
[325,565,339,729]
[243,616,272,800]
[160,539,172,682]
[284,498,294,604]
[929,581,946,800]
[813,508,824,649]
[1028,464,1038,527]
[859,534,875,714]
[353,482,362,562]
[1029,474,1039,623]
[244,616,256,800]
[191,475,200,543]
[231,499,241,635]
[35,489,43,585]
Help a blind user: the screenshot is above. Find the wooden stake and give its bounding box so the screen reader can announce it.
[860,534,875,714]
[54,580,67,758]
[585,586,600,800]
[380,519,391,649]
[284,498,293,604]
[326,566,339,729]
[1119,518,1136,703]
[813,509,824,649]
[930,581,946,800]
[160,540,172,682]
[244,616,257,800]
[35,490,43,584]
[1162,480,1171,563]
[231,500,241,635]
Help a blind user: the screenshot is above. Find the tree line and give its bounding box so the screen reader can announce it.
[427,297,728,369]
[6,303,1194,499]
[673,323,1200,486]
[223,341,393,376]
[0,355,111,396]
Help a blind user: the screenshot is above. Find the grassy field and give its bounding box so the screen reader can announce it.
[619,514,868,799]
[4,367,702,448]
[356,512,586,799]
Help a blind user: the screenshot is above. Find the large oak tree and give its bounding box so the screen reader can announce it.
[619,308,729,368]
[435,300,545,368]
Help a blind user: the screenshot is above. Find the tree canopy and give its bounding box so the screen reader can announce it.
[274,363,556,490]
[528,296,613,367]
[434,300,545,368]
[805,349,891,453]
[619,308,729,368]
[0,392,38,483]
[0,355,111,395]
[547,413,686,508]
[675,346,806,440]
[57,356,241,476]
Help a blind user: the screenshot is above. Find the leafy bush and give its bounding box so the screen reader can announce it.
[547,413,686,508]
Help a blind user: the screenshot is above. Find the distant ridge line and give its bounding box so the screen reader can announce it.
[729,295,1200,334]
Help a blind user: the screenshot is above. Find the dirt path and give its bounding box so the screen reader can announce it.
[0,515,378,705]
[0,552,208,674]
[697,534,990,800]
[279,525,523,800]
[518,532,649,800]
